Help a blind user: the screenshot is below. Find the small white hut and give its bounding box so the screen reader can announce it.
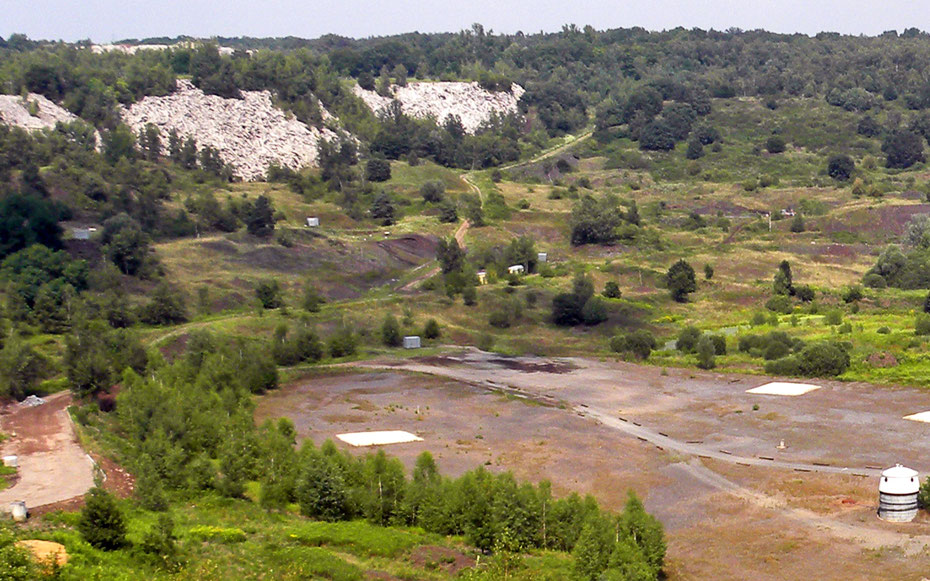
[403,336,421,349]
[507,264,525,275]
[306,217,320,227]
[878,464,920,522]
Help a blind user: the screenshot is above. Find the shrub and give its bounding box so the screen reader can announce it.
[462,285,477,306]
[709,334,727,355]
[704,264,714,280]
[328,329,358,358]
[796,341,850,376]
[763,356,804,376]
[764,341,790,360]
[78,487,126,550]
[610,330,657,360]
[420,181,445,203]
[842,285,864,303]
[825,310,843,326]
[423,318,440,339]
[794,285,815,302]
[676,326,701,353]
[255,279,283,309]
[517,199,531,210]
[877,326,891,334]
[582,297,608,325]
[750,312,767,326]
[765,136,786,154]
[365,159,391,182]
[695,336,716,369]
[551,293,585,326]
[381,314,402,347]
[602,281,622,298]
[916,314,930,336]
[827,154,855,181]
[765,295,793,314]
[666,259,696,302]
[488,310,512,328]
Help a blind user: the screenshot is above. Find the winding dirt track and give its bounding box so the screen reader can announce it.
[355,348,930,554]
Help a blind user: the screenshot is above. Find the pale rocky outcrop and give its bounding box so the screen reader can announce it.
[0,93,84,131]
[121,80,339,181]
[353,81,525,134]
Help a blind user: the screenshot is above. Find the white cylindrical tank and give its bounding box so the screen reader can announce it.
[878,464,920,522]
[9,501,26,522]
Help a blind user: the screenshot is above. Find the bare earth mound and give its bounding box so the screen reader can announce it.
[122,80,339,181]
[353,81,525,133]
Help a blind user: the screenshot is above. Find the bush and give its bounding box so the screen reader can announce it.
[366,158,391,182]
[420,181,445,203]
[423,318,440,339]
[78,487,126,550]
[610,330,657,360]
[916,314,930,336]
[462,285,477,306]
[827,154,855,181]
[488,310,512,328]
[794,284,815,302]
[676,326,701,353]
[695,336,716,369]
[842,285,864,303]
[877,326,891,334]
[582,297,608,326]
[551,293,585,326]
[796,341,850,376]
[825,310,843,326]
[765,136,786,154]
[602,281,622,298]
[381,314,402,347]
[255,279,283,309]
[328,329,358,358]
[709,334,727,355]
[765,295,793,314]
[666,259,697,302]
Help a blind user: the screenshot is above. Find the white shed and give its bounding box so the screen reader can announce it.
[306,217,320,227]
[537,252,548,263]
[508,264,525,275]
[403,336,421,349]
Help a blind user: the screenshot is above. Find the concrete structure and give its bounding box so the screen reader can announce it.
[538,252,548,263]
[403,336,421,349]
[878,464,920,522]
[306,217,320,227]
[508,264,525,275]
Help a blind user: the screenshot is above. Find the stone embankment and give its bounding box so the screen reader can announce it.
[122,80,339,180]
[353,81,524,134]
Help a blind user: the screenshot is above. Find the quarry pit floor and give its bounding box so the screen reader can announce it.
[256,348,930,580]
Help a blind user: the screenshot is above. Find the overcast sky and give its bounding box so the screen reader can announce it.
[4,0,930,43]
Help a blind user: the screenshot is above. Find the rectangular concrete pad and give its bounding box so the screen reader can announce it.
[903,411,930,423]
[336,430,423,447]
[746,382,821,396]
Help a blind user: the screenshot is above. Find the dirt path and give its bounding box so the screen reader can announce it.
[500,130,593,171]
[0,393,95,510]
[397,219,470,293]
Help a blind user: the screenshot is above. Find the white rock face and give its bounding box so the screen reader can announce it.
[121,80,339,181]
[353,81,525,134]
[0,93,84,131]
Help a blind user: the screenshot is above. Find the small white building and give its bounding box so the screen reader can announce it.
[306,217,320,227]
[508,264,525,275]
[537,252,548,263]
[878,464,920,522]
[403,336,421,349]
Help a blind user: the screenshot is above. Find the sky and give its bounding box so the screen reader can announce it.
[3,0,930,43]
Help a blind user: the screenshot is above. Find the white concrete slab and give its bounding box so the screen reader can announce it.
[903,411,930,423]
[336,430,423,447]
[746,382,821,396]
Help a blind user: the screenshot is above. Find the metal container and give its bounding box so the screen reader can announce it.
[403,336,421,349]
[9,501,26,522]
[2,456,17,468]
[878,464,920,522]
